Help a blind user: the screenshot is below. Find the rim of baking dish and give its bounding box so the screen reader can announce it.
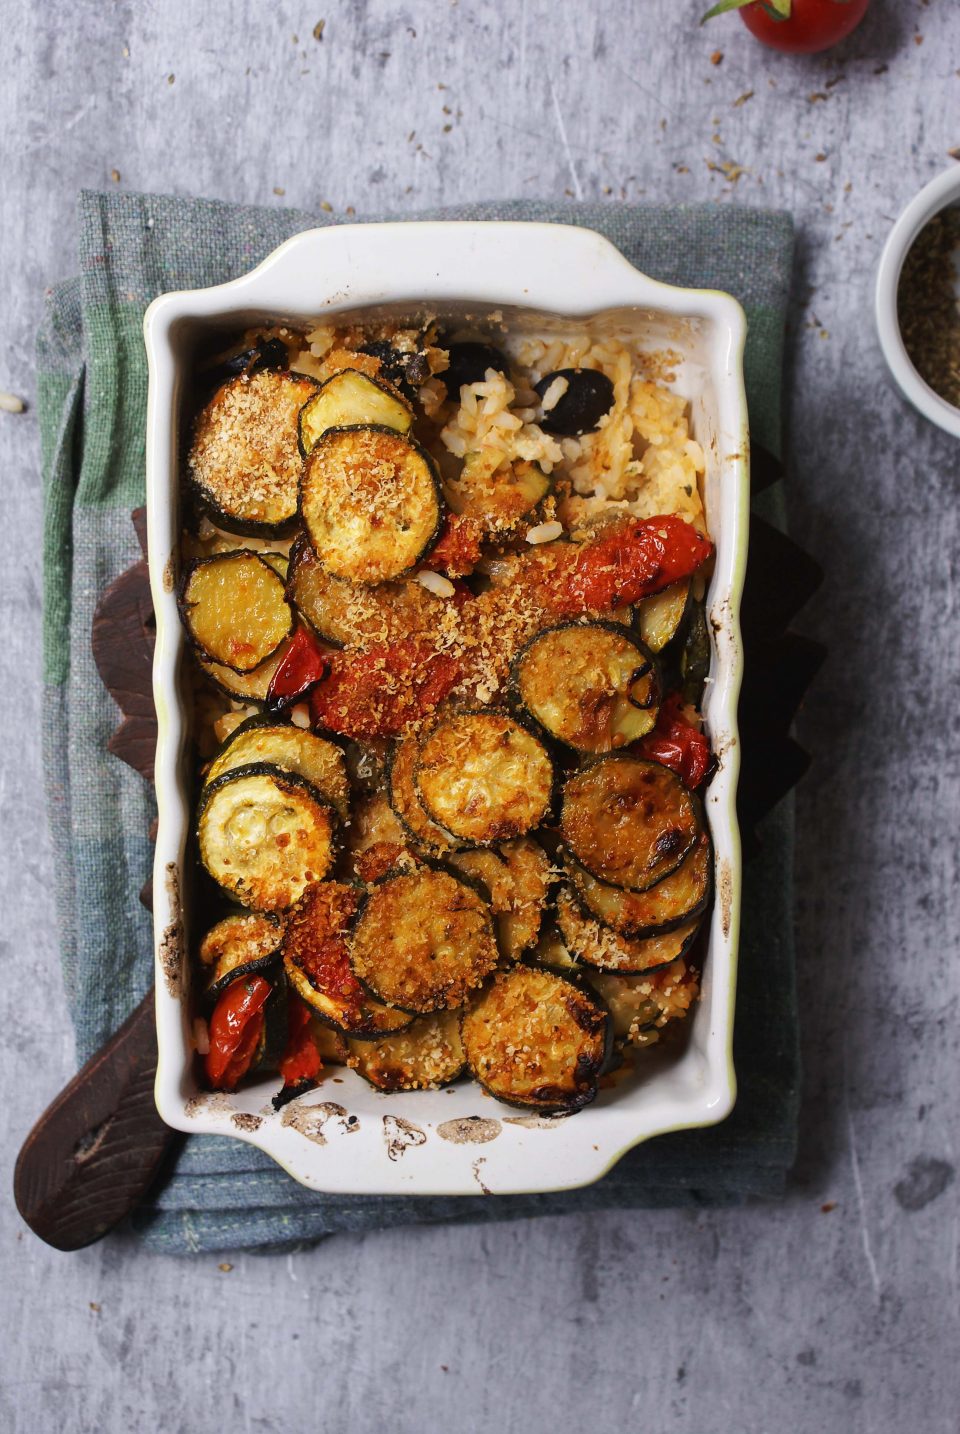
[143,221,748,1196]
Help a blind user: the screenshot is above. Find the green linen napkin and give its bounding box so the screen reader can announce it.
[38,190,797,1254]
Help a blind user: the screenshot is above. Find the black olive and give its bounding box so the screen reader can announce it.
[202,334,290,388]
[357,340,407,391]
[442,341,509,396]
[252,335,291,372]
[535,368,614,436]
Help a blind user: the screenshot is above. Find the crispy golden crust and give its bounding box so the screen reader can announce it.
[566,828,711,939]
[346,1011,465,1090]
[198,767,336,912]
[556,887,701,973]
[180,553,293,673]
[451,838,552,960]
[515,622,659,752]
[388,734,460,857]
[300,426,442,584]
[587,958,699,1043]
[299,369,412,454]
[461,966,609,1113]
[199,913,283,990]
[287,538,445,649]
[189,370,318,531]
[561,757,699,892]
[416,713,553,845]
[206,721,349,818]
[350,869,499,1013]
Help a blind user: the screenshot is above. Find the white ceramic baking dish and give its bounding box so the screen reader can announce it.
[143,222,748,1196]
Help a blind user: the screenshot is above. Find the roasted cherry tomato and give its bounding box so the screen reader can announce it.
[550,516,713,617]
[704,0,869,55]
[309,636,461,739]
[278,999,324,1088]
[266,626,330,710]
[639,692,713,790]
[205,975,272,1090]
[427,513,484,577]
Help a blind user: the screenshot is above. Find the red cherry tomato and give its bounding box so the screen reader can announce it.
[205,976,272,1090]
[738,0,869,55]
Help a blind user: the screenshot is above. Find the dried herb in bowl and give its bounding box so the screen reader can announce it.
[897,207,960,410]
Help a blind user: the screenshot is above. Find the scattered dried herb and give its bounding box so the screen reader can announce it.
[898,208,960,409]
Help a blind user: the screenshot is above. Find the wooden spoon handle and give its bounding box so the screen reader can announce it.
[13,987,174,1250]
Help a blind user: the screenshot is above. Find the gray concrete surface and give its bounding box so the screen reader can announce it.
[2,1,959,1431]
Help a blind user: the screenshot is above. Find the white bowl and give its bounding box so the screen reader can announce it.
[143,222,749,1197]
[876,165,960,438]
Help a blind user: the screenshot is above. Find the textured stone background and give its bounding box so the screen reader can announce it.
[2,2,958,1431]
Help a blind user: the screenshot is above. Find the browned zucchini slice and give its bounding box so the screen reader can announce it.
[635,580,690,654]
[344,791,412,882]
[282,882,412,1038]
[179,552,293,673]
[513,622,660,753]
[461,966,610,1114]
[556,886,701,973]
[529,926,580,973]
[188,370,319,536]
[300,425,443,584]
[447,453,551,533]
[564,827,711,939]
[199,912,283,1002]
[586,958,699,1044]
[205,715,349,818]
[286,536,443,649]
[298,369,413,455]
[350,868,499,1013]
[561,756,699,892]
[416,712,554,846]
[346,1010,465,1091]
[387,734,460,857]
[197,765,337,912]
[450,837,551,960]
[195,637,291,705]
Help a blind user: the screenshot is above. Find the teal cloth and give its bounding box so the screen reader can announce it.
[38,191,798,1254]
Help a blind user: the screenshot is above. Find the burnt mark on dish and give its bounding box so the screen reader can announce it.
[436,1116,501,1145]
[383,1114,427,1160]
[158,862,184,999]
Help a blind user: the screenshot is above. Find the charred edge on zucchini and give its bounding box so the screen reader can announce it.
[636,580,690,655]
[195,637,292,705]
[446,454,552,534]
[511,621,660,754]
[204,713,349,818]
[188,369,320,537]
[451,839,552,960]
[178,551,293,674]
[586,958,700,1045]
[199,911,284,1005]
[250,972,290,1073]
[286,534,444,650]
[556,885,702,974]
[299,425,444,585]
[297,368,414,457]
[281,882,413,1039]
[350,868,499,1014]
[461,965,611,1114]
[387,734,461,857]
[346,1011,465,1091]
[681,596,710,707]
[197,764,337,913]
[560,755,699,893]
[563,825,712,939]
[415,711,554,846]
[528,926,581,973]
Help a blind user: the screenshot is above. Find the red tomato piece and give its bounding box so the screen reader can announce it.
[737,0,869,55]
[278,999,323,1088]
[428,513,484,578]
[205,976,272,1090]
[266,626,330,709]
[639,693,713,789]
[551,516,713,617]
[309,636,461,739]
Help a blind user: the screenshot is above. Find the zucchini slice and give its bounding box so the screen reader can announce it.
[300,425,444,585]
[635,580,690,654]
[416,712,554,845]
[564,827,711,939]
[449,837,551,960]
[512,622,660,753]
[529,926,580,973]
[461,966,610,1114]
[189,369,319,537]
[387,734,461,858]
[250,973,290,1074]
[561,756,699,892]
[286,536,442,649]
[298,369,413,456]
[586,957,699,1044]
[198,764,337,912]
[447,453,551,533]
[199,912,283,1003]
[556,886,701,973]
[346,1011,465,1091]
[205,715,349,818]
[350,868,499,1013]
[195,638,291,705]
[179,552,293,673]
[345,791,411,883]
[282,882,413,1039]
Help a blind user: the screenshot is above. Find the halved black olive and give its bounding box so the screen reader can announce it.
[358,341,416,398]
[535,368,614,436]
[204,334,292,385]
[442,341,509,396]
